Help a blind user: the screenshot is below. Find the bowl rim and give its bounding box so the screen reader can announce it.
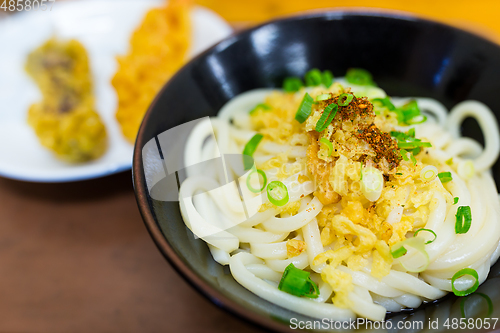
[132,10,499,332]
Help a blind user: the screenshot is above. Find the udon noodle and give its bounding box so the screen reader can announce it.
[178,71,500,321]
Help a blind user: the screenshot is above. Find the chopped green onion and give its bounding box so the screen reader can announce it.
[393,100,427,125]
[412,147,422,156]
[445,157,454,165]
[316,93,331,101]
[395,172,403,176]
[337,93,354,106]
[393,237,429,272]
[399,100,420,120]
[249,103,271,115]
[361,166,384,202]
[372,97,395,110]
[397,141,432,149]
[407,114,427,124]
[321,70,334,88]
[305,69,322,86]
[420,165,438,182]
[390,129,420,142]
[400,149,410,162]
[315,103,338,132]
[457,160,475,180]
[414,228,437,244]
[460,293,493,318]
[345,68,376,86]
[453,197,459,205]
[246,169,267,193]
[294,93,314,123]
[452,268,479,296]
[455,206,472,234]
[242,134,263,170]
[391,246,407,258]
[319,137,333,157]
[410,154,417,165]
[267,181,289,206]
[283,77,303,92]
[278,263,319,298]
[438,172,453,183]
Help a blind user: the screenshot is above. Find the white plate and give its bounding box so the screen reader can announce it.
[0,0,232,182]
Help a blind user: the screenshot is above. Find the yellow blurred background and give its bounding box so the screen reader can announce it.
[198,0,500,43]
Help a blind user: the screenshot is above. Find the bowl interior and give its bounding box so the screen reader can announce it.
[134,12,500,332]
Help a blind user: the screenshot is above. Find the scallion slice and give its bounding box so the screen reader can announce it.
[316,93,331,101]
[457,160,475,180]
[414,228,437,244]
[410,154,417,165]
[438,172,453,183]
[397,141,432,149]
[412,147,422,156]
[267,181,289,206]
[337,93,354,106]
[294,93,314,123]
[420,165,438,182]
[315,103,338,132]
[373,97,395,110]
[400,149,410,162]
[322,70,334,88]
[460,293,493,318]
[361,166,384,202]
[399,100,420,121]
[393,237,429,273]
[242,134,263,170]
[249,103,271,115]
[452,268,479,296]
[305,69,322,86]
[453,197,459,205]
[319,137,333,156]
[455,206,472,234]
[278,263,319,298]
[345,68,376,86]
[407,115,428,124]
[246,169,267,193]
[393,100,428,125]
[391,246,407,258]
[283,77,303,92]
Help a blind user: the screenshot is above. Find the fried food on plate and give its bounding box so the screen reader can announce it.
[112,0,192,143]
[25,38,107,163]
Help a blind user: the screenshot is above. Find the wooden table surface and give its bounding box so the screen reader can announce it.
[0,172,261,332]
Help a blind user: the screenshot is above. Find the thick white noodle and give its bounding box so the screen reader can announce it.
[262,197,323,233]
[265,252,309,272]
[302,218,326,273]
[311,278,333,303]
[178,88,500,322]
[229,252,356,321]
[446,100,500,172]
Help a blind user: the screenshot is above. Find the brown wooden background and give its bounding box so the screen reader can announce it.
[0,172,261,332]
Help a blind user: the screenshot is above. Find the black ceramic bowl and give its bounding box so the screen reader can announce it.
[133,11,500,332]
